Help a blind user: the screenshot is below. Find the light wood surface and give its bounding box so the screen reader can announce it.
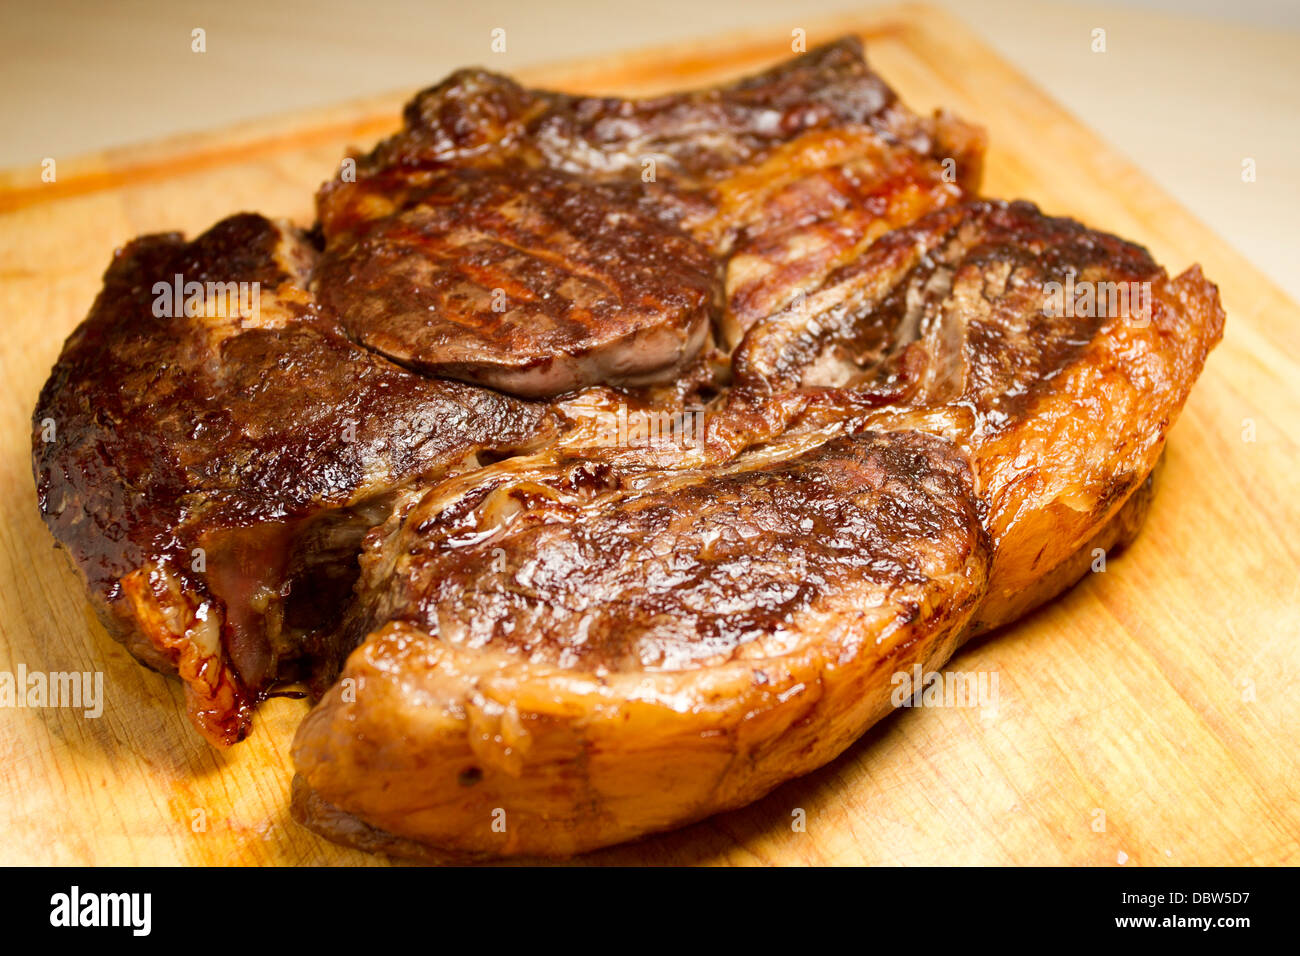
[0,3,1296,866]
[6,0,1298,305]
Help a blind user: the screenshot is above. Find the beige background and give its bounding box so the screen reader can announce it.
[2,0,1298,299]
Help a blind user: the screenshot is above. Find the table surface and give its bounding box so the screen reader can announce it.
[3,0,1298,304]
[0,2,1296,866]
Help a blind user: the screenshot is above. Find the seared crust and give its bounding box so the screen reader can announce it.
[732,199,1164,394]
[716,128,967,347]
[32,214,550,744]
[729,200,1224,629]
[292,431,989,859]
[315,167,716,397]
[328,36,979,200]
[314,37,984,396]
[290,199,1223,860]
[349,431,988,672]
[289,458,1159,862]
[31,39,1223,862]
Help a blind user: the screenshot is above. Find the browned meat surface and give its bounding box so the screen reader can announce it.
[347,431,986,671]
[32,214,550,744]
[31,39,1223,861]
[313,36,983,396]
[315,167,716,397]
[293,431,989,859]
[730,200,1225,629]
[714,128,969,347]
[323,36,980,212]
[291,200,1223,859]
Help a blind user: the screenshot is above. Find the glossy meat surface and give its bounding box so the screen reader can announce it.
[32,214,550,744]
[313,36,983,395]
[350,432,986,672]
[293,431,989,859]
[30,40,1224,862]
[315,167,716,397]
[292,200,1223,859]
[732,200,1225,628]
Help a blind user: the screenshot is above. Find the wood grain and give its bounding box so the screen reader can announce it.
[1,3,1296,866]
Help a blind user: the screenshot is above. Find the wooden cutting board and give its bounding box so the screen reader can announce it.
[1,3,1296,866]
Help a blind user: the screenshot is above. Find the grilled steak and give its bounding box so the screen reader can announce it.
[731,200,1225,630]
[290,200,1223,859]
[31,38,1223,860]
[293,430,989,859]
[314,35,983,395]
[32,214,551,744]
[314,167,717,397]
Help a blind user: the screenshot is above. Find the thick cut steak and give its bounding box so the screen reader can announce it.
[289,200,1223,860]
[730,200,1225,630]
[315,167,716,397]
[32,214,550,744]
[313,36,983,396]
[292,431,989,859]
[31,39,1223,861]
